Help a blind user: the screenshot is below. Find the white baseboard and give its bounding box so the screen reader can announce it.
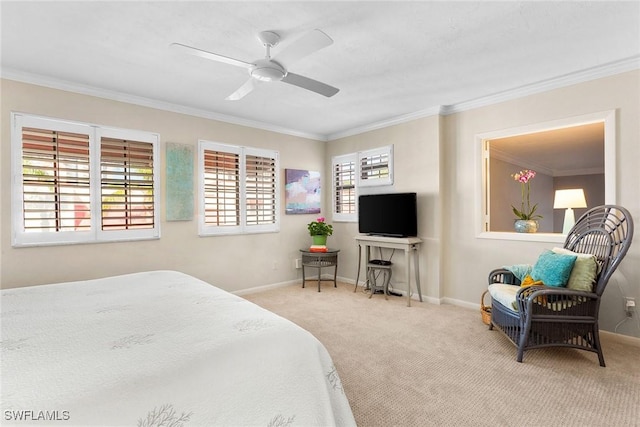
[347,275,442,305]
[441,297,480,311]
[233,279,298,296]
[234,274,345,296]
[234,277,489,313]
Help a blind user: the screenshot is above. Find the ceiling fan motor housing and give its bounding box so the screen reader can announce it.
[251,59,286,82]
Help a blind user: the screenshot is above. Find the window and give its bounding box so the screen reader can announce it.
[332,145,394,222]
[11,113,160,247]
[20,126,92,235]
[358,145,393,187]
[332,153,357,222]
[199,140,279,236]
[476,110,615,242]
[98,127,158,241]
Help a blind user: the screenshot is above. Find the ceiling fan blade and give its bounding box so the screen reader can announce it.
[171,42,253,69]
[281,72,339,97]
[272,29,333,67]
[225,78,258,101]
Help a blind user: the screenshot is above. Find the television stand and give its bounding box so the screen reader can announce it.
[354,234,423,306]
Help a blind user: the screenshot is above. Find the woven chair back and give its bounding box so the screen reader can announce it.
[563,205,634,296]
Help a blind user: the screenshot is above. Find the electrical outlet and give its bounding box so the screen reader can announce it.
[625,297,635,317]
[295,258,302,269]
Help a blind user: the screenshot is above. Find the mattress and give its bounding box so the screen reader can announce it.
[0,270,355,426]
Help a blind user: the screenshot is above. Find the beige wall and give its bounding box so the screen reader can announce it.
[1,79,326,291]
[2,69,638,338]
[329,70,639,338]
[442,70,639,337]
[326,116,442,302]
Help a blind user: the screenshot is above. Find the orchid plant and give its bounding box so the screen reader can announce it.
[511,169,543,221]
[307,217,333,236]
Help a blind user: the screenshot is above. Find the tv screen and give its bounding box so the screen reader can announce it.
[358,192,418,237]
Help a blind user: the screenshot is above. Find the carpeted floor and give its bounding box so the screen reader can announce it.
[244,282,640,427]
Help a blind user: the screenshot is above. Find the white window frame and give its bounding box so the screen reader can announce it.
[11,113,160,247]
[331,153,358,222]
[357,144,394,187]
[332,145,394,222]
[476,110,615,242]
[198,140,280,236]
[95,126,161,242]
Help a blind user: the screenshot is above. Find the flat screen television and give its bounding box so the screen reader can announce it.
[358,192,418,237]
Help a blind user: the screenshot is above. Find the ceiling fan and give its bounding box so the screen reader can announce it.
[171,29,339,101]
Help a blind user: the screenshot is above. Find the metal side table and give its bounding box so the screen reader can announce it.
[299,248,340,292]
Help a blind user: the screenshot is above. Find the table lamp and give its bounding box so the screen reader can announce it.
[553,189,587,234]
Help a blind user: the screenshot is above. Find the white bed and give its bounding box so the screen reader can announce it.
[1,270,356,426]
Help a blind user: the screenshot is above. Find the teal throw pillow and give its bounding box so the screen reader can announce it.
[530,250,577,287]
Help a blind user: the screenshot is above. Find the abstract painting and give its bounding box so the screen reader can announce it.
[166,143,194,221]
[285,169,321,214]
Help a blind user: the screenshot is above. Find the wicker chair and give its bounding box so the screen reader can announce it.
[488,205,634,366]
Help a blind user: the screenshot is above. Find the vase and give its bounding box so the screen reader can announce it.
[514,219,539,233]
[312,235,327,246]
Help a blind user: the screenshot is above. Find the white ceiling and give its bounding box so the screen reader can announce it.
[2,1,639,140]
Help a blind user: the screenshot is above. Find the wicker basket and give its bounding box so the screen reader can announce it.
[480,290,492,325]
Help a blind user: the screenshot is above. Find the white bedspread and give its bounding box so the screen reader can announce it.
[1,271,356,426]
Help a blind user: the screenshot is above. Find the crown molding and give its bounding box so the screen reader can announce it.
[490,149,604,177]
[332,55,639,138]
[326,105,443,141]
[441,55,640,115]
[0,68,326,141]
[3,55,638,142]
[490,148,554,176]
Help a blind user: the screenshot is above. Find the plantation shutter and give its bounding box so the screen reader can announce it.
[360,152,389,180]
[358,145,394,187]
[198,140,279,236]
[203,149,240,227]
[21,127,91,232]
[245,154,276,226]
[334,159,356,215]
[100,137,155,230]
[13,113,160,247]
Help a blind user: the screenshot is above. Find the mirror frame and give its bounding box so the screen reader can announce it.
[475,110,616,242]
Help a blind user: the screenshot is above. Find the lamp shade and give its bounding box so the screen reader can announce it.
[553,189,587,209]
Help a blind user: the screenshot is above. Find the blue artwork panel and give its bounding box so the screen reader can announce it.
[166,143,194,221]
[285,169,321,214]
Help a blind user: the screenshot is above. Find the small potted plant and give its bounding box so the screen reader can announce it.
[307,217,333,245]
[511,169,542,233]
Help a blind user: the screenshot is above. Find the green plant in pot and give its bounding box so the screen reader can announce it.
[511,169,542,233]
[307,217,333,245]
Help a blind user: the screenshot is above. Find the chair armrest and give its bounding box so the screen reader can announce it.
[516,286,599,314]
[488,269,521,285]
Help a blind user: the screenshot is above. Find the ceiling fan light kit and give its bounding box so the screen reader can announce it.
[172,29,339,100]
[251,59,285,82]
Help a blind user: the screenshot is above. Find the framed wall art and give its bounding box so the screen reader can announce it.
[285,169,321,214]
[166,142,194,221]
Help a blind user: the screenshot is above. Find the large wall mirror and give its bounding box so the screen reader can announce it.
[477,110,616,239]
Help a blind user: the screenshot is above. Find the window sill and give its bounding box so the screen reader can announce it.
[332,218,357,223]
[477,231,565,243]
[12,235,160,248]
